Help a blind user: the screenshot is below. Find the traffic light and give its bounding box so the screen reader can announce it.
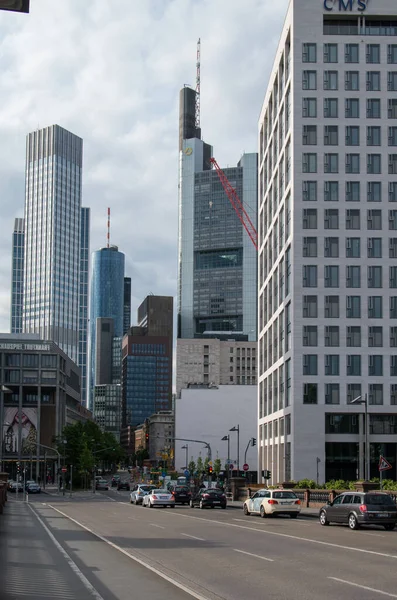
[208,465,213,475]
[251,437,257,447]
[16,462,20,474]
[145,432,149,440]
[262,469,271,480]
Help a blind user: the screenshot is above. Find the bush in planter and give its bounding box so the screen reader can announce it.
[381,479,397,491]
[325,479,348,490]
[295,478,317,489]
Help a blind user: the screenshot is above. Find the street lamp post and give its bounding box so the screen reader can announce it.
[316,457,321,486]
[181,445,188,469]
[229,425,240,474]
[351,394,369,481]
[221,435,230,482]
[38,444,61,487]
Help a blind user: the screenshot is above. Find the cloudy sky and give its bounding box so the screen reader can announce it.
[0,0,288,331]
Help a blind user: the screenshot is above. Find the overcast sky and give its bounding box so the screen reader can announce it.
[0,0,288,331]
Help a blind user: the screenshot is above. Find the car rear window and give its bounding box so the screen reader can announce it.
[365,494,396,506]
[273,491,298,499]
[206,489,223,495]
[175,487,189,491]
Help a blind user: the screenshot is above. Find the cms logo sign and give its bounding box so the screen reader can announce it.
[324,0,368,11]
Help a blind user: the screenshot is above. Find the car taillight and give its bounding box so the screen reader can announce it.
[152,495,158,500]
[268,499,278,505]
[295,500,301,505]
[203,493,210,498]
[359,504,367,513]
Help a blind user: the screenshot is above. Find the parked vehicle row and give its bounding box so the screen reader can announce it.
[7,479,41,493]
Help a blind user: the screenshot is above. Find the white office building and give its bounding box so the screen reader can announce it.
[258,0,397,484]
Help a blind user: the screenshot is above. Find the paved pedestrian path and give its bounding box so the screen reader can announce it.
[0,499,98,599]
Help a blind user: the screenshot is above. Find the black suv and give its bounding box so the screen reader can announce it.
[319,492,397,530]
[190,488,227,509]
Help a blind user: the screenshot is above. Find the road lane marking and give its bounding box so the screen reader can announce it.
[27,505,105,600]
[150,523,165,529]
[47,505,210,600]
[234,549,274,562]
[356,531,385,538]
[181,533,205,541]
[233,519,247,522]
[329,577,397,598]
[155,510,397,560]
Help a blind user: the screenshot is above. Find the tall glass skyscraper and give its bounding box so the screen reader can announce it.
[79,207,90,405]
[178,88,258,341]
[22,125,83,362]
[12,125,90,404]
[89,246,125,406]
[10,218,24,334]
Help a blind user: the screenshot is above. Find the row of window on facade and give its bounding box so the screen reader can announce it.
[302,354,397,376]
[302,97,397,119]
[302,382,396,406]
[303,69,397,91]
[302,180,397,203]
[0,354,58,368]
[302,265,397,289]
[301,296,397,321]
[302,208,397,229]
[303,42,397,65]
[303,125,397,147]
[301,321,397,349]
[303,151,397,173]
[303,237,397,259]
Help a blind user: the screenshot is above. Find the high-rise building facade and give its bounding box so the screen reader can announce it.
[22,125,83,363]
[178,87,258,342]
[122,295,173,429]
[258,0,397,484]
[123,277,131,335]
[79,207,90,406]
[10,218,24,334]
[89,245,125,406]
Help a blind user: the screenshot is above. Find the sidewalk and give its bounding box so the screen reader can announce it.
[0,500,100,599]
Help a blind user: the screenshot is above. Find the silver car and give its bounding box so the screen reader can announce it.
[130,484,156,505]
[142,489,175,508]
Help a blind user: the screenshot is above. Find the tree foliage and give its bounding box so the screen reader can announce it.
[55,420,125,487]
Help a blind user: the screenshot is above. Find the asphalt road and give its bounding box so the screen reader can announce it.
[11,486,397,600]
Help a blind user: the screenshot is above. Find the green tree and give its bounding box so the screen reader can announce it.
[203,456,210,473]
[196,456,204,477]
[213,458,222,477]
[188,459,196,477]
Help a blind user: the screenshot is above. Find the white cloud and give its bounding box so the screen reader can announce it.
[0,0,288,331]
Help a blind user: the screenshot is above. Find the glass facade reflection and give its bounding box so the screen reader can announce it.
[79,207,90,405]
[10,218,25,334]
[22,125,83,363]
[89,246,125,406]
[178,137,257,341]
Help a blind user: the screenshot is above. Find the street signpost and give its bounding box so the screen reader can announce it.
[61,467,67,473]
[243,463,249,472]
[184,469,190,478]
[379,455,392,489]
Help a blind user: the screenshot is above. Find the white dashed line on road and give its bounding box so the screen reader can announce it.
[234,549,274,562]
[180,533,205,541]
[328,577,397,598]
[150,523,165,529]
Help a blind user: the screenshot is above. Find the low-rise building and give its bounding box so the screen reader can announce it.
[176,338,257,398]
[0,333,91,479]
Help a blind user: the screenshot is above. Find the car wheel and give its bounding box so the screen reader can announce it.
[348,513,360,530]
[130,499,133,504]
[260,506,266,519]
[148,502,153,508]
[319,510,329,526]
[171,505,175,508]
[384,523,396,531]
[290,513,298,519]
[221,505,226,509]
[243,504,250,516]
[189,500,194,508]
[199,500,204,509]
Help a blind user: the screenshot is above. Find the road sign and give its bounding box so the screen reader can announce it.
[229,464,234,471]
[184,469,190,477]
[243,463,249,472]
[61,467,67,473]
[379,455,393,471]
[162,471,167,477]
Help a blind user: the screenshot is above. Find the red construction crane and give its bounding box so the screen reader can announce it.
[209,157,258,250]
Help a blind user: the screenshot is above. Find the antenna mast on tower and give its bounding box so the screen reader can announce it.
[195,38,201,129]
[107,207,110,248]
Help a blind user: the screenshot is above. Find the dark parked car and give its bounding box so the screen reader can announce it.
[111,475,121,487]
[171,486,191,505]
[319,492,397,530]
[26,482,41,494]
[8,481,23,493]
[190,488,227,509]
[117,480,130,491]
